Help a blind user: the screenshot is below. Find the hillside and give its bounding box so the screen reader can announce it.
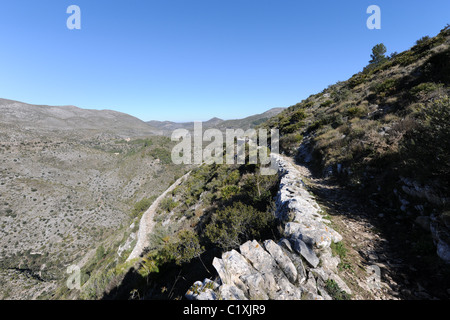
[0,101,191,299]
[88,25,450,301]
[0,98,284,299]
[0,99,160,138]
[259,24,450,263]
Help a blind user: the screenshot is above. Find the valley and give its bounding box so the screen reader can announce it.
[0,25,449,301]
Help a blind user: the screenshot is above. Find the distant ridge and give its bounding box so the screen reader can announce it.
[0,98,284,138]
[147,107,285,136]
[0,98,159,137]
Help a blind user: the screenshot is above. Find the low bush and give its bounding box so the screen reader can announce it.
[325,279,352,300]
[130,198,153,218]
[409,82,442,100]
[159,197,178,212]
[372,78,399,97]
[400,96,450,190]
[280,133,303,155]
[320,100,334,108]
[205,201,276,251]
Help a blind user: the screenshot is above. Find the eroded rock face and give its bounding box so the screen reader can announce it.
[186,154,350,300]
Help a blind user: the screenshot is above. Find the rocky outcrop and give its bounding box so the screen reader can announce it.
[186,154,351,300]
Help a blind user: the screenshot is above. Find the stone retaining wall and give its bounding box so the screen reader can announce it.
[186,154,351,300]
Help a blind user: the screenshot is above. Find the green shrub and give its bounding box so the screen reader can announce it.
[220,185,240,200]
[412,34,446,55]
[409,82,442,99]
[303,101,315,108]
[159,197,178,212]
[151,147,172,164]
[331,88,351,103]
[172,230,204,265]
[289,109,307,122]
[148,223,172,251]
[346,105,368,118]
[240,173,279,209]
[282,122,303,134]
[320,100,334,108]
[325,279,352,300]
[224,170,240,185]
[330,241,347,260]
[205,202,275,251]
[401,97,450,190]
[280,133,303,154]
[348,73,368,88]
[130,198,153,218]
[415,36,431,47]
[138,256,159,278]
[394,51,419,66]
[95,245,105,261]
[373,78,398,97]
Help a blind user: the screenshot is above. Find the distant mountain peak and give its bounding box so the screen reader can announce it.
[205,117,224,124]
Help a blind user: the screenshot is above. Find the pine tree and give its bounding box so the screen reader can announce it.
[369,43,387,65]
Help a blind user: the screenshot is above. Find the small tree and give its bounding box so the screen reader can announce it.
[369,43,387,65]
[416,36,430,46]
[174,230,204,265]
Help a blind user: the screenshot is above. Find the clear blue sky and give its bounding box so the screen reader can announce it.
[0,1,449,121]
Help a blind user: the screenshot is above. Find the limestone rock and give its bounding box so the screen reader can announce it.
[196,289,217,300]
[279,239,307,284]
[303,272,318,295]
[223,249,255,291]
[319,247,341,274]
[292,238,320,268]
[240,272,269,300]
[212,257,228,285]
[329,273,353,295]
[185,279,220,300]
[239,240,278,274]
[305,292,325,300]
[273,276,302,300]
[219,284,248,300]
[264,239,298,284]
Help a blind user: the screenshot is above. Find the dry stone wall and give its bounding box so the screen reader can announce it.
[186,154,351,300]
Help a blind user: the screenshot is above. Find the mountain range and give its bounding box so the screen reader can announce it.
[147,108,285,136]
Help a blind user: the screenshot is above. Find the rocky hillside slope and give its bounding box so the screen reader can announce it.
[260,25,450,265]
[0,101,190,299]
[0,98,159,137]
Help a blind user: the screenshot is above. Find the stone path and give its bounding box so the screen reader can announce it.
[126,172,191,262]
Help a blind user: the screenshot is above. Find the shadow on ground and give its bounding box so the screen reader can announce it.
[292,156,450,300]
[101,248,220,300]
